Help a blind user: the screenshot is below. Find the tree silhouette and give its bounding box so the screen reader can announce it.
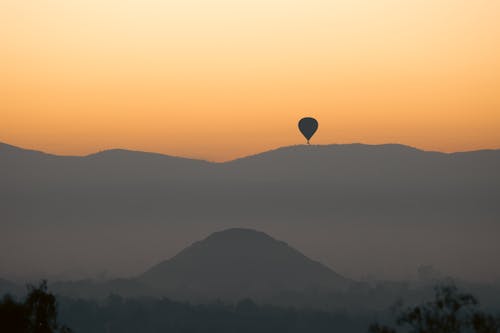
[0,280,71,333]
[0,293,29,333]
[370,283,500,333]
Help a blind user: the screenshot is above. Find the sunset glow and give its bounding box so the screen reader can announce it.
[2,0,499,161]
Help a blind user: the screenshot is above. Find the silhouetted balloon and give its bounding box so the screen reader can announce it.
[298,117,318,144]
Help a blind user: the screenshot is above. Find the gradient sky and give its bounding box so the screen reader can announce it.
[1,0,499,161]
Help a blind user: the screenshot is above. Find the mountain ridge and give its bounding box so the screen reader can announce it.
[1,140,499,283]
[3,141,499,164]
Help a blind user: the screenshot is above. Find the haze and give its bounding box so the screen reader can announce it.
[2,142,499,283]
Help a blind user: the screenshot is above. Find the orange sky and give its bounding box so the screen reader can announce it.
[1,0,499,161]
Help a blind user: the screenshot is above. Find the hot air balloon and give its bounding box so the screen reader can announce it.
[298,117,318,144]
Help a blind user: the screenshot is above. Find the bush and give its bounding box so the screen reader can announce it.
[0,280,71,333]
[370,283,500,333]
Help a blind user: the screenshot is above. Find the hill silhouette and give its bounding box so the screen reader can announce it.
[1,141,499,282]
[139,228,351,300]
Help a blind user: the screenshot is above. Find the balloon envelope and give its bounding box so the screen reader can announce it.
[298,117,318,143]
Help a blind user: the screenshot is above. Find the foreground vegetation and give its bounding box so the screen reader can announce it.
[0,281,71,333]
[370,284,500,333]
[1,281,499,333]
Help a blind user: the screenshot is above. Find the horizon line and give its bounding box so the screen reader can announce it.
[2,140,499,164]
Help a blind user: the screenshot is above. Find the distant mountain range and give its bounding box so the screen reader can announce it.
[1,141,499,282]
